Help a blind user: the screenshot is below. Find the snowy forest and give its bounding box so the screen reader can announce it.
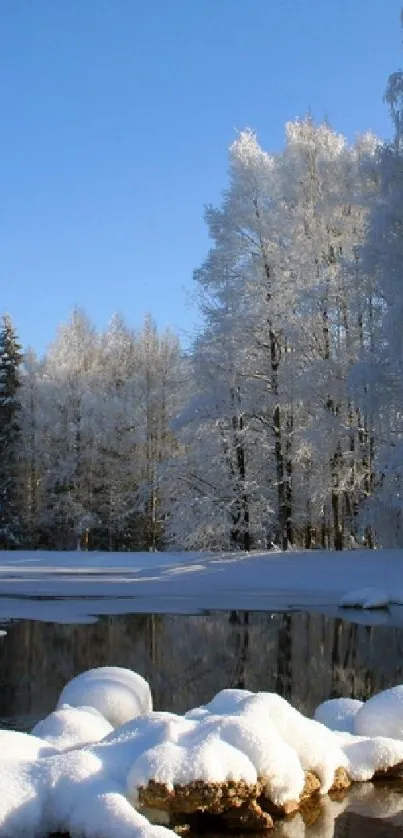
[3,55,403,553]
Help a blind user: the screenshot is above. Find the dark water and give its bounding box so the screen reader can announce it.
[1,609,403,729]
[2,609,403,837]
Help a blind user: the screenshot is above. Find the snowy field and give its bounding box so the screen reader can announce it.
[0,548,402,624]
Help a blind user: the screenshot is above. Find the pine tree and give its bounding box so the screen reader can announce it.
[0,314,24,548]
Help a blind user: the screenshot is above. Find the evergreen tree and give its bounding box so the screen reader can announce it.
[0,314,24,548]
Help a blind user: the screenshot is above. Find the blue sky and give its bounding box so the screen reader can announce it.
[1,0,402,355]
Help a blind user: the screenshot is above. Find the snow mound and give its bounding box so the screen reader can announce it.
[122,706,304,808]
[0,745,175,838]
[339,587,389,609]
[187,689,346,795]
[337,729,403,781]
[32,703,113,751]
[4,672,403,837]
[354,685,403,739]
[314,698,364,733]
[57,666,153,727]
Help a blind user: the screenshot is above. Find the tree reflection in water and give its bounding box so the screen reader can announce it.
[1,610,403,730]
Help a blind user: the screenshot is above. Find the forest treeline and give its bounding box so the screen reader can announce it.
[2,55,403,552]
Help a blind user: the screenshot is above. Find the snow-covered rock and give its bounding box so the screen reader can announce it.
[336,728,403,781]
[314,698,364,733]
[32,703,113,751]
[3,674,403,837]
[187,689,347,795]
[339,587,389,609]
[57,666,153,727]
[354,685,403,739]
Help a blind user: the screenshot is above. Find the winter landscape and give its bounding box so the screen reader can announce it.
[3,2,403,837]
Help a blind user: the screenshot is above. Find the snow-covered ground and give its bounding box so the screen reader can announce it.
[0,548,402,624]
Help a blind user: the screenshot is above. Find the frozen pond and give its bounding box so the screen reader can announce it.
[1,608,403,837]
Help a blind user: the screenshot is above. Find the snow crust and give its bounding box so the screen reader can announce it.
[3,667,403,837]
[57,666,153,727]
[314,698,364,733]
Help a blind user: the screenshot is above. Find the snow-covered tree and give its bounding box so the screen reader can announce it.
[356,47,403,546]
[171,119,379,551]
[0,315,24,547]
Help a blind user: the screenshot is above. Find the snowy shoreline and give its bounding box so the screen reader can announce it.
[0,548,402,625]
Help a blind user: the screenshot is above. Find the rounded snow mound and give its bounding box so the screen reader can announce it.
[57,666,153,727]
[314,698,364,733]
[186,689,346,797]
[32,704,113,751]
[354,685,403,739]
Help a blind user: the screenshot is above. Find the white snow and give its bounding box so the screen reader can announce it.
[316,685,403,743]
[314,698,364,733]
[0,729,56,760]
[339,586,390,609]
[3,667,403,836]
[188,690,346,795]
[0,548,402,624]
[32,704,113,751]
[57,666,153,727]
[336,729,403,781]
[354,685,403,739]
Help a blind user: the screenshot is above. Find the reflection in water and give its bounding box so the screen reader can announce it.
[1,610,403,729]
[272,783,403,837]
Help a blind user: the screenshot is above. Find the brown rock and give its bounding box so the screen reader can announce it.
[329,767,351,793]
[137,766,352,830]
[138,779,264,815]
[301,771,322,800]
[373,760,403,781]
[259,770,321,818]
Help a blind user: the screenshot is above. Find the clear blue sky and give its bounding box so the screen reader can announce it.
[0,0,402,355]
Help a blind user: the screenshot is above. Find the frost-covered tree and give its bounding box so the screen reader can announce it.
[39,308,100,548]
[19,348,47,546]
[169,118,379,551]
[356,44,403,546]
[0,315,24,547]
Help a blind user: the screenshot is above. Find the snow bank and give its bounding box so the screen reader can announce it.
[32,704,113,751]
[57,666,153,727]
[1,548,403,625]
[340,587,390,609]
[314,698,364,733]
